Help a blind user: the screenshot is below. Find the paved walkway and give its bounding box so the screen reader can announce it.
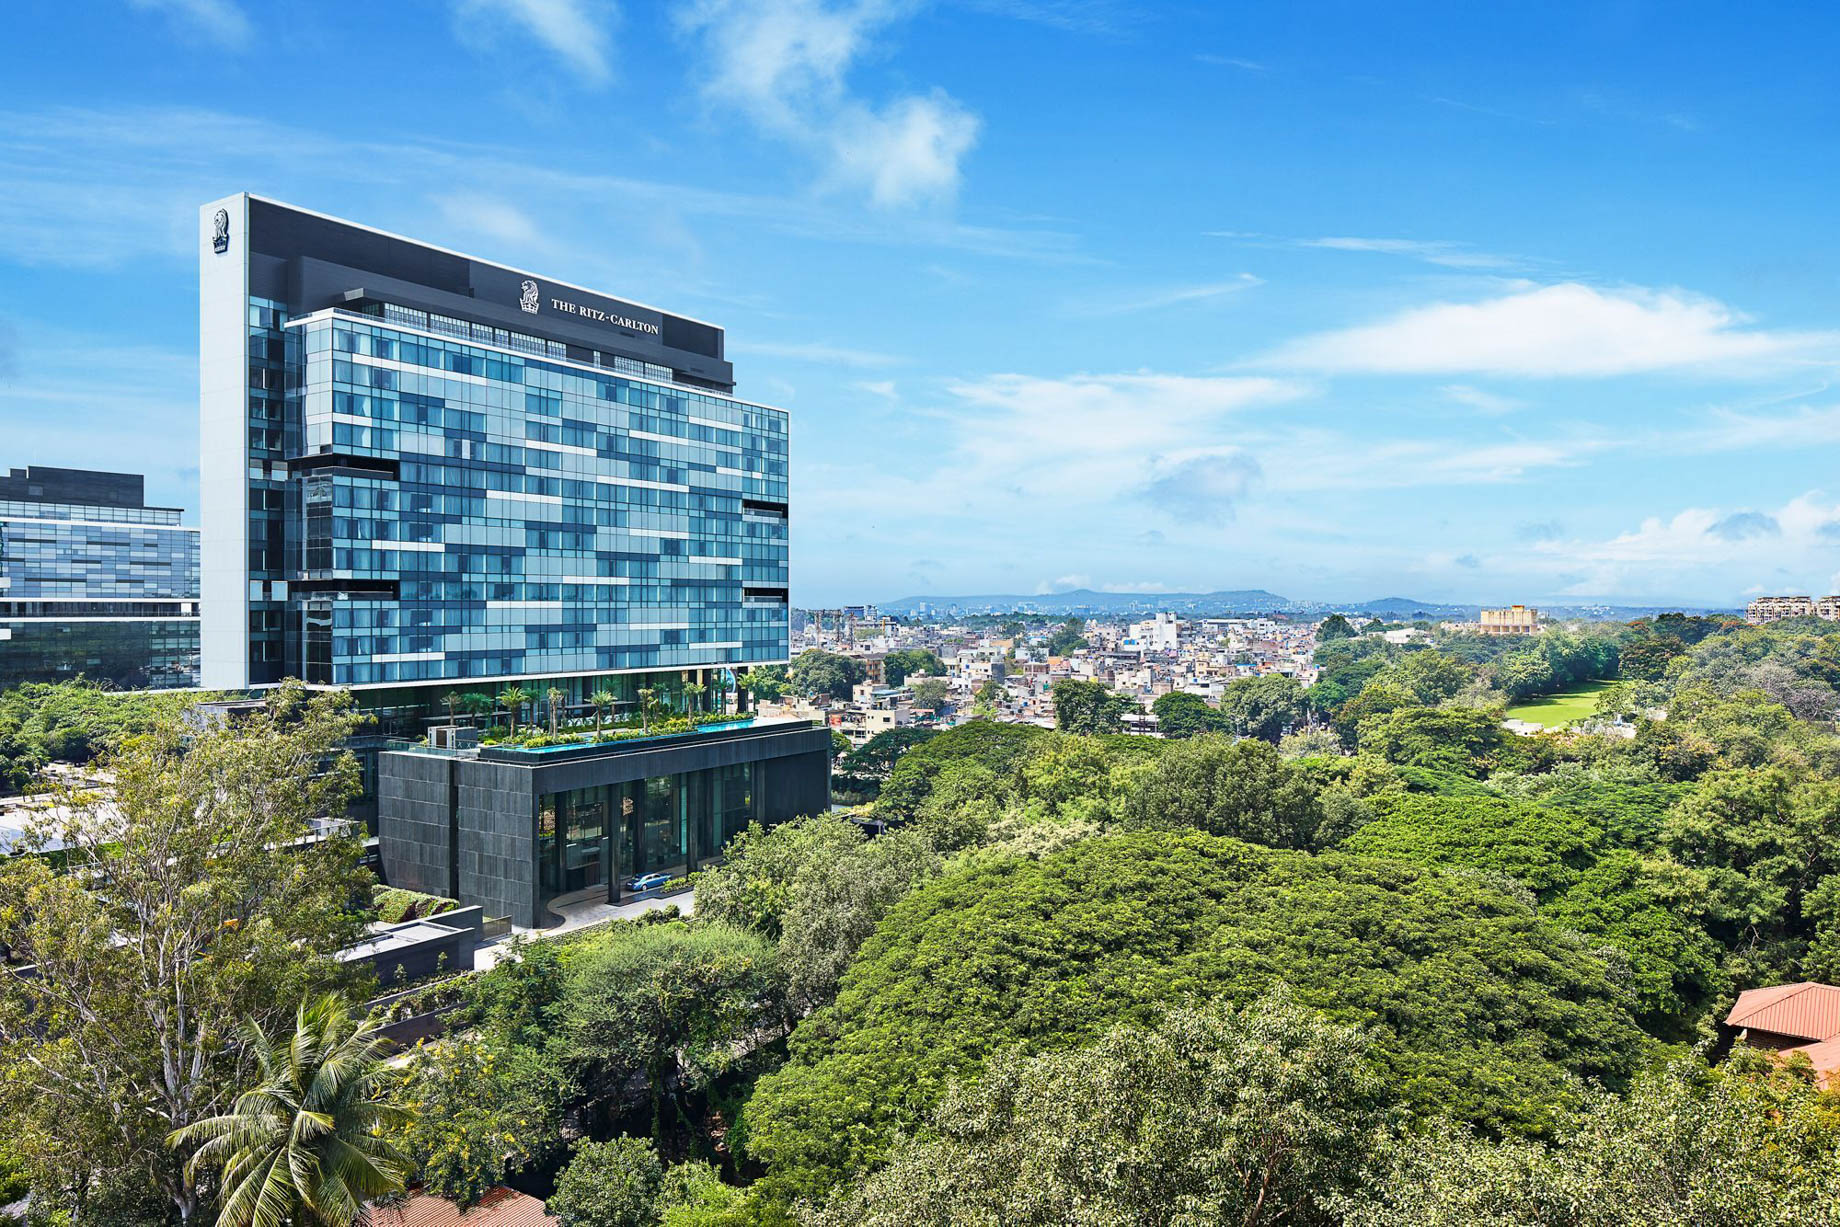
[473,889,695,971]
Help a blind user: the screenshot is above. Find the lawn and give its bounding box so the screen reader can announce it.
[1503,680,1616,729]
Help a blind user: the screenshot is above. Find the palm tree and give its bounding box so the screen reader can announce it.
[461,692,493,727]
[169,993,412,1227]
[589,687,616,741]
[637,687,655,735]
[683,681,707,718]
[712,670,730,716]
[546,686,566,737]
[442,691,461,725]
[498,685,529,738]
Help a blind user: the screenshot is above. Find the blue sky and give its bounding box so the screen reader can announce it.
[3,1,1839,608]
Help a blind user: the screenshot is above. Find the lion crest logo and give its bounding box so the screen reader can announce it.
[519,279,540,314]
[211,208,230,254]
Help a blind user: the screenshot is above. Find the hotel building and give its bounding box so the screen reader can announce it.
[0,466,200,689]
[198,195,822,923]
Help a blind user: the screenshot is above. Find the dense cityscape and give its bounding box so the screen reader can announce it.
[8,5,1840,1227]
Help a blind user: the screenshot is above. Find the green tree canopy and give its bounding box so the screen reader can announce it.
[1117,734,1324,850]
[1151,690,1227,739]
[170,993,412,1227]
[1046,617,1088,657]
[811,989,1386,1227]
[739,830,1647,1206]
[882,649,944,687]
[790,650,868,701]
[1346,1052,1840,1227]
[549,1137,665,1227]
[565,922,783,1139]
[1317,613,1356,641]
[1220,673,1306,743]
[1052,678,1133,735]
[0,684,370,1221]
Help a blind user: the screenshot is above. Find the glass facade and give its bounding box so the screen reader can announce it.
[262,307,788,688]
[0,468,201,689]
[535,760,759,905]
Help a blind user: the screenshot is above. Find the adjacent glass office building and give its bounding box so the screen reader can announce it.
[0,466,201,689]
[198,194,790,701]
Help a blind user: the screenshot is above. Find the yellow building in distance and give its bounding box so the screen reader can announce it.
[1478,605,1539,636]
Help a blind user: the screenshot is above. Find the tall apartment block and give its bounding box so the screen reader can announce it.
[198,196,824,924]
[0,466,200,689]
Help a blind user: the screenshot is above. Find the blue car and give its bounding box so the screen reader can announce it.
[624,872,673,894]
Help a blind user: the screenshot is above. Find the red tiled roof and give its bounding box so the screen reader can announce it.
[370,1188,554,1227]
[1726,982,1840,1043]
[1784,1037,1840,1089]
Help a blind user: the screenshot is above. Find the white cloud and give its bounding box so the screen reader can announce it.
[1526,493,1840,598]
[1295,235,1520,270]
[127,0,251,48]
[0,105,1071,275]
[675,0,980,207]
[1137,451,1261,523]
[1263,283,1838,378]
[854,379,898,399]
[430,192,543,247]
[1194,54,1266,71]
[1066,274,1261,317]
[1440,384,1522,415]
[454,0,617,84]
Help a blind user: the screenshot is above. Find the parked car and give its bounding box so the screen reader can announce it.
[624,872,673,894]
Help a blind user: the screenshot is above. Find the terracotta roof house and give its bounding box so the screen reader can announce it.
[1725,982,1840,1087]
[370,1187,555,1227]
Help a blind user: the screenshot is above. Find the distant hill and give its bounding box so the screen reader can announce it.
[872,589,1732,622]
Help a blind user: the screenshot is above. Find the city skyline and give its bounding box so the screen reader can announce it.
[4,2,1840,606]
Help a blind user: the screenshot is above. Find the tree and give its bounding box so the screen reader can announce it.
[1661,766,1840,968]
[812,989,1385,1227]
[1152,690,1226,739]
[0,684,370,1222]
[1317,613,1356,641]
[1221,673,1305,743]
[443,690,462,725]
[910,677,950,711]
[590,687,617,741]
[170,994,412,1227]
[841,728,938,779]
[1386,651,1477,704]
[1118,734,1324,849]
[1052,678,1133,734]
[741,665,789,704]
[741,831,1645,1205]
[790,650,868,701]
[972,679,1005,716]
[694,814,938,1009]
[913,759,1007,851]
[391,1032,565,1210]
[638,687,656,734]
[883,649,944,687]
[683,681,707,715]
[1359,705,1507,777]
[498,684,530,737]
[1346,1052,1840,1227]
[548,1137,664,1227]
[565,922,782,1140]
[547,685,567,737]
[777,828,938,1009]
[1046,617,1088,657]
[875,719,1048,819]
